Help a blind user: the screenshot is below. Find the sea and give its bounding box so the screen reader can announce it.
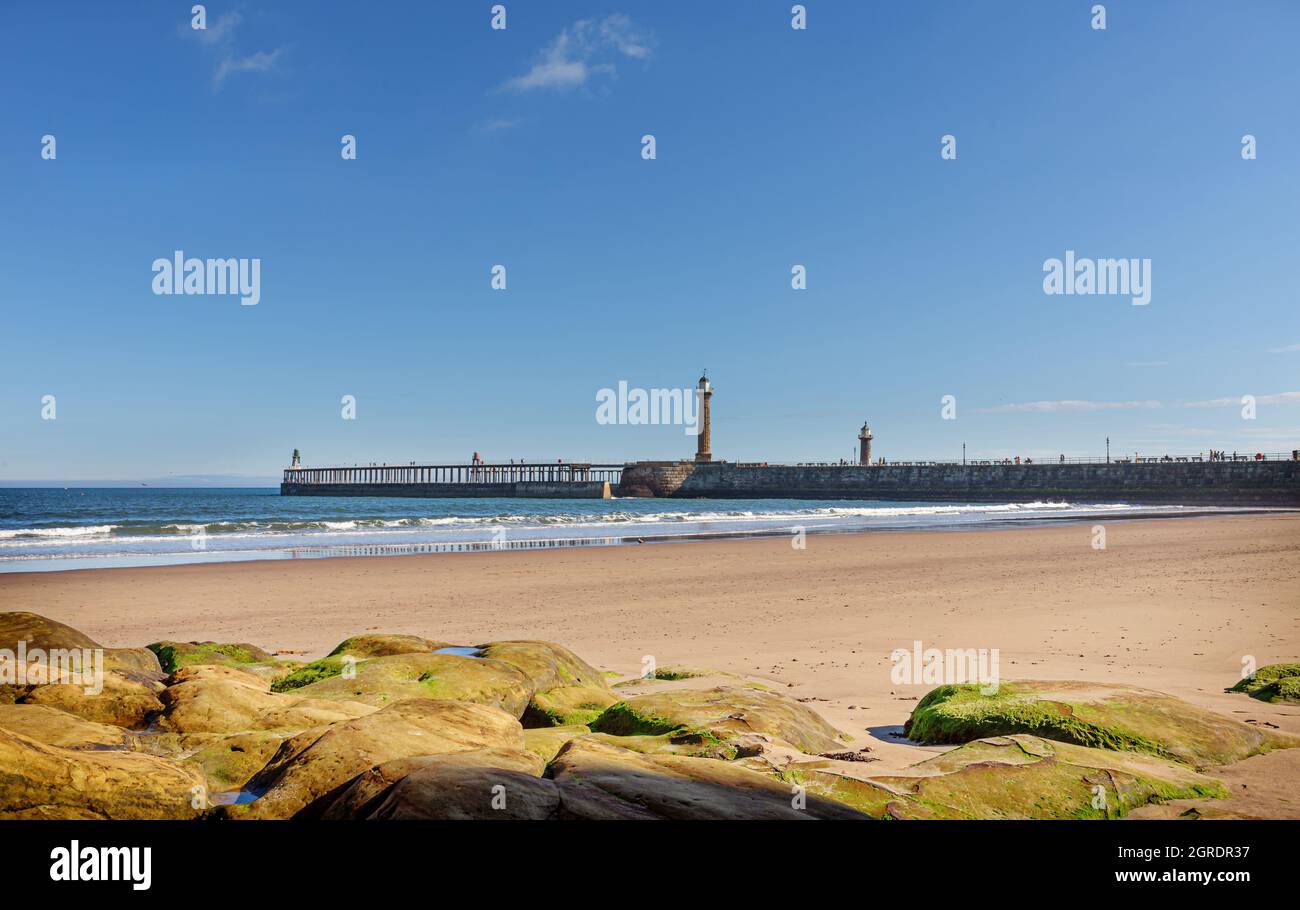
[0,487,1231,574]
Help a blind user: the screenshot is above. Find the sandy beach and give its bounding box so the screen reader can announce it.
[5,514,1298,792]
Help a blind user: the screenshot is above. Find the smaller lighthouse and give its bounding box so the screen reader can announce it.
[695,372,713,463]
[858,422,873,465]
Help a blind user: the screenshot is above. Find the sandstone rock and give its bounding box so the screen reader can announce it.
[589,686,848,756]
[182,731,287,794]
[523,724,590,762]
[0,703,130,750]
[479,640,617,726]
[548,737,869,820]
[281,652,531,717]
[223,698,525,820]
[903,680,1298,768]
[328,634,449,659]
[15,668,164,729]
[0,611,161,676]
[478,640,609,693]
[320,748,548,820]
[159,663,373,734]
[0,726,203,820]
[861,734,1228,819]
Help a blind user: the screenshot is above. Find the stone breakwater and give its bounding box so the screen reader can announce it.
[1,611,1296,820]
[616,459,1300,506]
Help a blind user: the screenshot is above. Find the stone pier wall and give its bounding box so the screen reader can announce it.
[616,460,1300,505]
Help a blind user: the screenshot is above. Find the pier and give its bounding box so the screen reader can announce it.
[281,462,623,499]
[279,374,1298,505]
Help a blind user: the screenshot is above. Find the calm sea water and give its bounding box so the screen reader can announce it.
[0,487,1204,573]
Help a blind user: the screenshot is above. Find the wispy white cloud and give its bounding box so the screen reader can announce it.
[183,7,283,92]
[503,14,653,93]
[476,117,523,133]
[195,10,243,45]
[1180,391,1300,408]
[1268,342,1300,354]
[975,399,1162,414]
[213,49,283,89]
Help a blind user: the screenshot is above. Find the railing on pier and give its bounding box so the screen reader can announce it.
[283,462,625,485]
[745,451,1300,468]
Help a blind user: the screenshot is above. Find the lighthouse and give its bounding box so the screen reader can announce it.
[858,422,873,465]
[695,372,713,463]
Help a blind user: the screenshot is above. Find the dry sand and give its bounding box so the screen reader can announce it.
[4,513,1298,814]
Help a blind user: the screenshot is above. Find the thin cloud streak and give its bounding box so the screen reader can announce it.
[502,14,653,93]
[975,400,1162,414]
[213,48,284,89]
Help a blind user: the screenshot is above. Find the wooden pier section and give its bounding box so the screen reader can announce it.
[281,462,624,499]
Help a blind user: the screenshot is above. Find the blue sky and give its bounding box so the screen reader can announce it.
[1,0,1298,482]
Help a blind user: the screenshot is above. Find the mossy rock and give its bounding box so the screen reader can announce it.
[477,640,610,693]
[863,735,1228,819]
[222,698,525,820]
[1231,663,1300,704]
[523,725,589,762]
[903,680,1296,769]
[548,737,870,820]
[282,652,532,717]
[183,730,286,794]
[270,656,350,692]
[523,685,618,727]
[589,686,848,755]
[148,640,278,675]
[327,634,449,659]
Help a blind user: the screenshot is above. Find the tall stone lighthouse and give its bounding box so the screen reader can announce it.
[695,372,713,463]
[858,421,873,465]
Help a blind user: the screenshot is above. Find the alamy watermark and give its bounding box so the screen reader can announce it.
[596,382,701,434]
[1043,250,1150,306]
[891,640,999,694]
[152,251,261,306]
[1,642,104,695]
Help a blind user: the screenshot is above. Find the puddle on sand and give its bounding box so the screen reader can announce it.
[433,646,483,658]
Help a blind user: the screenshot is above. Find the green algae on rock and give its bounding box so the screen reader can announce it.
[182,730,288,794]
[903,680,1294,768]
[868,735,1228,819]
[589,686,849,755]
[280,651,532,717]
[477,640,617,726]
[148,640,278,675]
[327,633,450,659]
[160,664,374,735]
[1230,663,1300,704]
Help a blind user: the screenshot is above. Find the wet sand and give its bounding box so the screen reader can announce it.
[3,513,1298,805]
